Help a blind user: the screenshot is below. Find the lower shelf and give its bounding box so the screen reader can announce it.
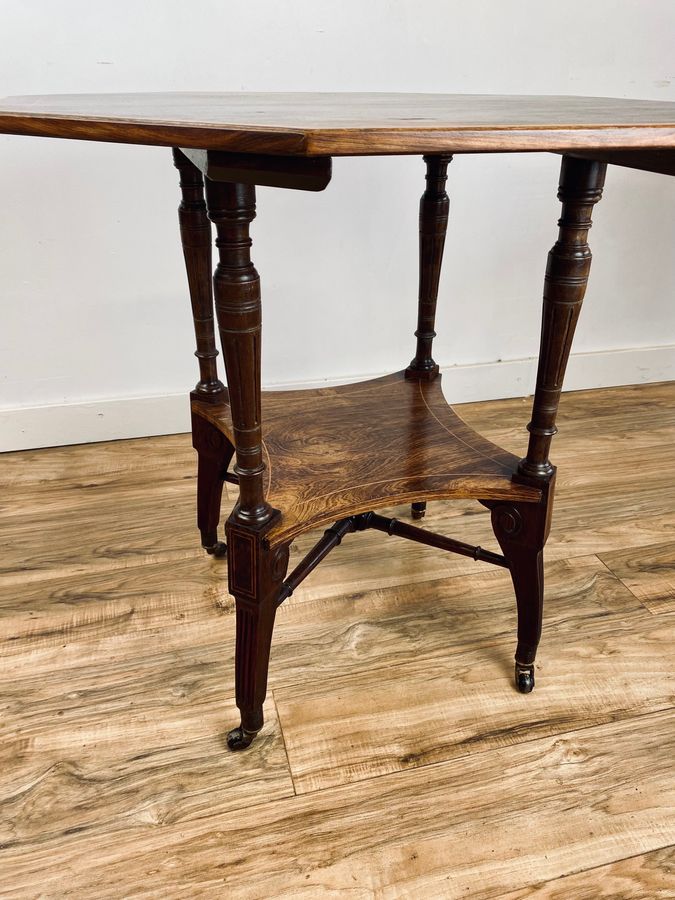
[193,370,541,547]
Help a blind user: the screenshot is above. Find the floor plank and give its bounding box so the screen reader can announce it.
[275,606,674,793]
[1,683,293,851]
[458,380,675,441]
[1,380,674,897]
[600,541,675,615]
[502,845,675,899]
[0,434,193,488]
[272,555,642,691]
[0,554,639,684]
[1,711,673,899]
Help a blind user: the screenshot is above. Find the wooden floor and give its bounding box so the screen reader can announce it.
[1,382,674,898]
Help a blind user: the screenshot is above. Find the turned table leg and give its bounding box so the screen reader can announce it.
[519,156,607,480]
[406,153,452,520]
[205,178,289,750]
[492,155,606,692]
[173,149,231,555]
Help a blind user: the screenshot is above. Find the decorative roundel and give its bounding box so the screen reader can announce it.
[496,506,523,536]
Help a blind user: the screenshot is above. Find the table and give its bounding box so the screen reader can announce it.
[2,93,674,751]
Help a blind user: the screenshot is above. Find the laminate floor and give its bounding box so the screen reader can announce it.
[1,383,673,898]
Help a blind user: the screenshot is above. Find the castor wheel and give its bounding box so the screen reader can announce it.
[515,663,535,693]
[411,502,426,520]
[227,726,258,751]
[204,540,227,558]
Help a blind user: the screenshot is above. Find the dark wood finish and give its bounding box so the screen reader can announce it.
[204,178,276,529]
[406,154,452,380]
[411,501,427,520]
[519,155,607,480]
[406,153,452,520]
[192,372,542,549]
[173,148,229,555]
[277,516,362,606]
[364,511,508,568]
[190,410,232,556]
[276,509,508,609]
[203,177,285,749]
[172,149,225,401]
[3,93,675,154]
[226,519,289,749]
[499,155,606,689]
[566,148,675,177]
[488,477,556,692]
[180,148,332,191]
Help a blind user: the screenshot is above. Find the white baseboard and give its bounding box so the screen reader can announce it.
[1,345,673,452]
[440,344,675,404]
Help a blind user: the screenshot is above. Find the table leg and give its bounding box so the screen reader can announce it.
[173,149,230,555]
[519,155,607,480]
[406,153,452,520]
[205,178,289,750]
[491,155,606,692]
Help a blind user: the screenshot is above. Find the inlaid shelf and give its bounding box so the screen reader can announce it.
[192,370,542,549]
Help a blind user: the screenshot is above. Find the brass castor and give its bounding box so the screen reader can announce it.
[515,662,535,693]
[227,726,258,751]
[204,540,227,558]
[411,501,426,520]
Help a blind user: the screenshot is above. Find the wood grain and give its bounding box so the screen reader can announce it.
[1,712,673,898]
[193,371,541,547]
[518,155,606,479]
[0,433,194,488]
[502,846,675,899]
[271,555,642,691]
[2,93,675,155]
[275,605,674,794]
[1,690,293,851]
[600,541,675,615]
[1,382,674,896]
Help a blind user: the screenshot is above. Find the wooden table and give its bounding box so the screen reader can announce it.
[2,93,674,751]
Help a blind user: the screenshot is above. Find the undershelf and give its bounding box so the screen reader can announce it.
[192,370,541,547]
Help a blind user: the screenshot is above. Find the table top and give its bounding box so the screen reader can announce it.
[1,92,675,156]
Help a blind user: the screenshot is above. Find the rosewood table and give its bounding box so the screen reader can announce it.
[2,93,675,751]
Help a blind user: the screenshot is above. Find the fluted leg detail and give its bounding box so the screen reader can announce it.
[205,179,275,529]
[204,177,282,749]
[226,525,289,750]
[519,156,606,480]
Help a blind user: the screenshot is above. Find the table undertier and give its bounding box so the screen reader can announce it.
[192,371,542,547]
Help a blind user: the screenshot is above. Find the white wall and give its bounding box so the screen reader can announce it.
[1,0,674,450]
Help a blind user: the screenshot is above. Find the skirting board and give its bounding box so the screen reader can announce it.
[1,345,673,453]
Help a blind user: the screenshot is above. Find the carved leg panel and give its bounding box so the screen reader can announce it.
[191,412,233,556]
[226,524,290,750]
[490,477,555,693]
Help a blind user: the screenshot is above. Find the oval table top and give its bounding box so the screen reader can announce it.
[1,92,675,156]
